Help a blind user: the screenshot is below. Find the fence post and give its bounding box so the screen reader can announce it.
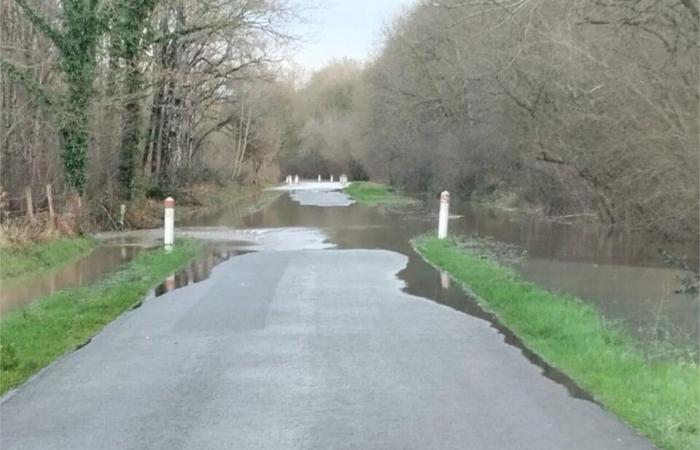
[440,270,451,289]
[25,186,36,224]
[0,187,6,219]
[164,197,175,249]
[119,204,126,227]
[438,191,450,239]
[46,184,55,226]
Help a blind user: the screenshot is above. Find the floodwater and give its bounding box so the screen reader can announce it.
[152,246,250,297]
[181,190,698,348]
[1,243,145,313]
[3,185,698,353]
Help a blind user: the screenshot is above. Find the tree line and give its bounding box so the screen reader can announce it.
[1,0,297,218]
[2,0,698,241]
[279,0,698,241]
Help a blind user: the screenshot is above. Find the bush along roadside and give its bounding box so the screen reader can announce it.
[343,182,418,208]
[0,240,203,395]
[412,235,699,450]
[0,237,97,281]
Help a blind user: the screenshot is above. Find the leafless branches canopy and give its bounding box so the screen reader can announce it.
[1,0,698,239]
[279,0,698,240]
[1,0,298,213]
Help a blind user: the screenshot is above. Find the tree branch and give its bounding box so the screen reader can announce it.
[13,0,64,50]
[0,56,54,107]
[681,0,699,20]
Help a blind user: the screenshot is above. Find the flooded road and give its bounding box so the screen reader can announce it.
[180,189,698,349]
[4,183,697,351]
[0,184,678,450]
[1,219,654,450]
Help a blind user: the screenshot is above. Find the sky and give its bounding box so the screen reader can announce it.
[290,0,417,73]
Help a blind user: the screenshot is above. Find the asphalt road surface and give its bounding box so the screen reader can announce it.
[0,187,654,450]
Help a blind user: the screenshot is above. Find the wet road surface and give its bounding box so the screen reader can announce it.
[1,183,656,449]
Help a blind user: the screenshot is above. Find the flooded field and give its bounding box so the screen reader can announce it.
[4,187,698,352]
[0,243,145,313]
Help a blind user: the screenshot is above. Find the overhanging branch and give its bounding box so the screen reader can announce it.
[0,56,55,108]
[13,0,64,50]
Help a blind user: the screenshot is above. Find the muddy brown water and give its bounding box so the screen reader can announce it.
[182,193,698,349]
[0,244,145,313]
[3,190,698,356]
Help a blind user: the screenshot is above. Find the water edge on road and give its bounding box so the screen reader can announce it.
[5,184,696,354]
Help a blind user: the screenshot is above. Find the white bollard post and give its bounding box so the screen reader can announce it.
[294,174,300,184]
[318,174,321,183]
[438,191,450,239]
[164,197,175,249]
[330,174,334,183]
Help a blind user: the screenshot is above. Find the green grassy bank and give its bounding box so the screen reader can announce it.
[413,235,699,450]
[0,241,202,395]
[344,182,417,208]
[1,237,97,281]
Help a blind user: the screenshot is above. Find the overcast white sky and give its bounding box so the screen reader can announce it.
[290,0,417,73]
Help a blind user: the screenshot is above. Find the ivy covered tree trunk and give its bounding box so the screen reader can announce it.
[60,81,90,193]
[114,0,158,199]
[118,59,141,199]
[7,0,102,195]
[56,0,100,195]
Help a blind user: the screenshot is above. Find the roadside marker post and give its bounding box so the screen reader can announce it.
[330,174,334,182]
[164,197,175,250]
[438,191,450,239]
[318,175,321,183]
[294,175,300,184]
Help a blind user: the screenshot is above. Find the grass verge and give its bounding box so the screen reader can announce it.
[412,235,699,450]
[344,182,417,208]
[1,237,97,281]
[0,240,202,395]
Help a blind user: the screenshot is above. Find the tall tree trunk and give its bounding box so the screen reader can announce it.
[118,58,141,199]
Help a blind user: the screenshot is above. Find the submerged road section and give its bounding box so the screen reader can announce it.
[1,187,654,450]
